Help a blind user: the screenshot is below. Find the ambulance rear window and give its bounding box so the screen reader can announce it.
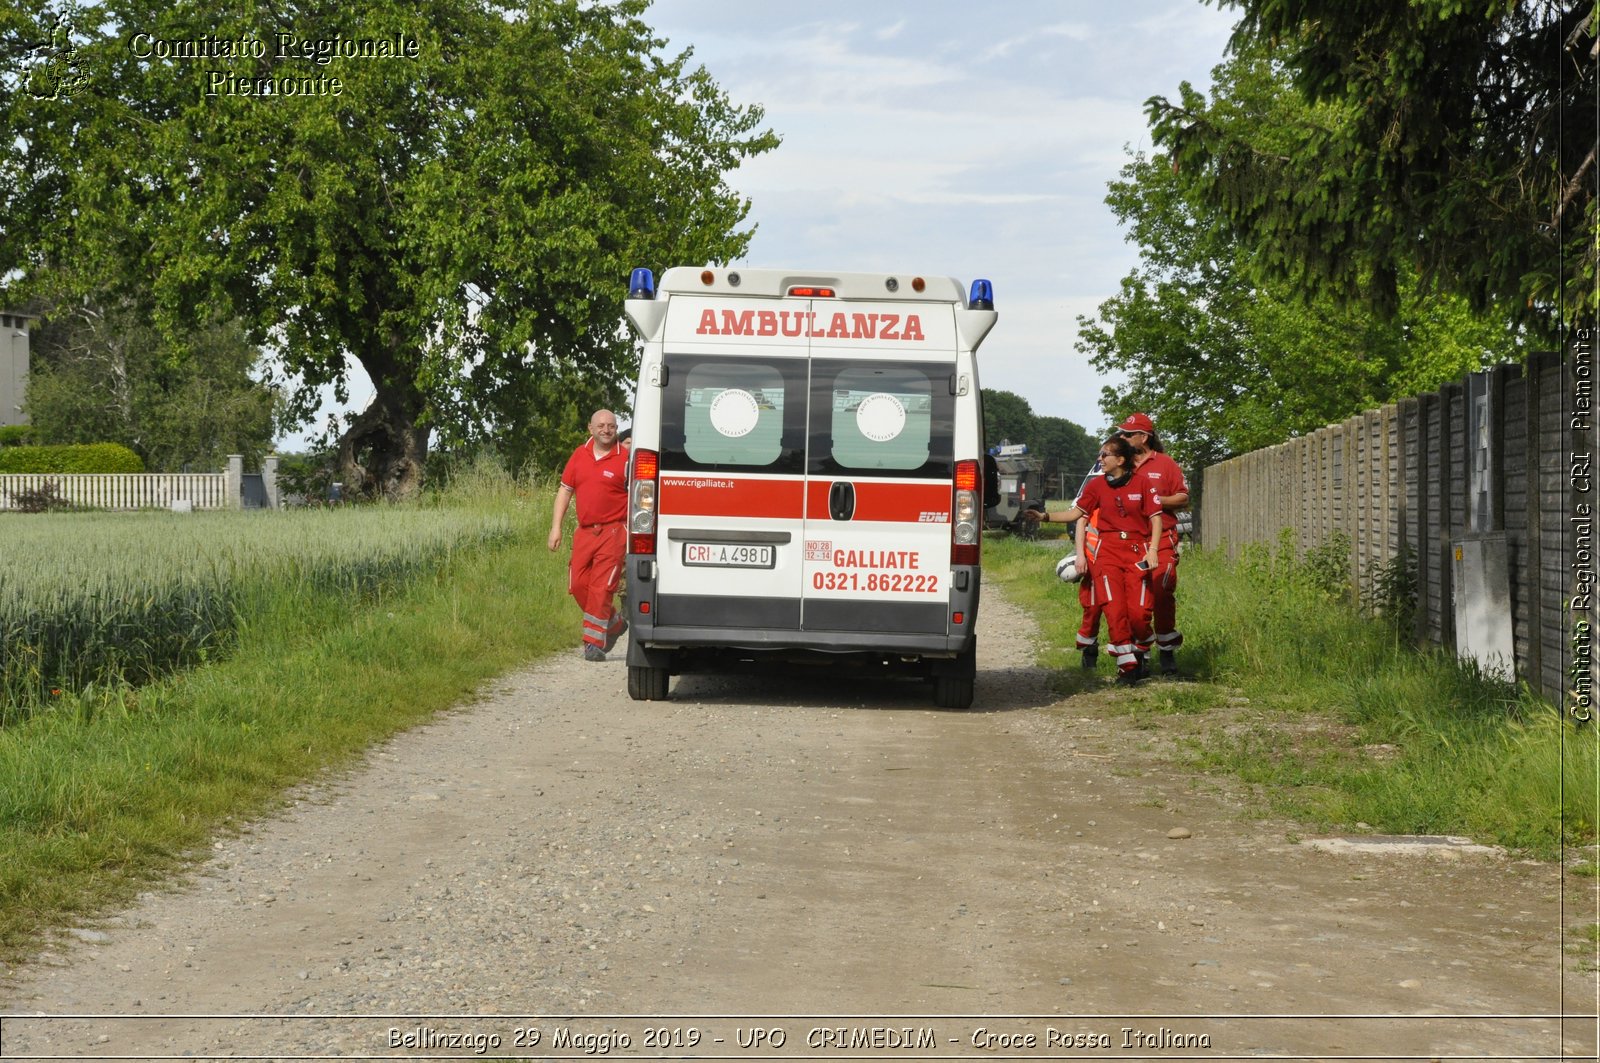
[659,356,807,474]
[809,362,953,479]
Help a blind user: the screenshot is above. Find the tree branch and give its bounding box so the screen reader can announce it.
[1554,139,1598,226]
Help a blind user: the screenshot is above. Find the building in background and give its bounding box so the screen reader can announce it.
[0,313,34,427]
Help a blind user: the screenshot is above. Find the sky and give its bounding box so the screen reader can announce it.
[277,0,1240,450]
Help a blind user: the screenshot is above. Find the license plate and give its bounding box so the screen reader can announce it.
[682,542,775,568]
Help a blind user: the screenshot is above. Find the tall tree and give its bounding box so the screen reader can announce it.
[1080,47,1521,469]
[981,389,1037,449]
[1146,0,1594,339]
[24,295,279,471]
[1,0,778,498]
[1033,414,1099,484]
[980,390,1096,492]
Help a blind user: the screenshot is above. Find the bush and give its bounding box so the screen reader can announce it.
[1300,530,1354,602]
[0,443,144,474]
[9,481,70,513]
[275,452,338,505]
[1370,542,1419,636]
[0,426,34,447]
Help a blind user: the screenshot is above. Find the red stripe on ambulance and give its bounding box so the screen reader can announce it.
[804,481,952,523]
[659,476,804,519]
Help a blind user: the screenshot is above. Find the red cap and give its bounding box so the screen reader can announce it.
[1118,412,1155,435]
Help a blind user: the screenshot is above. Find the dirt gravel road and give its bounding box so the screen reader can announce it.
[1,582,1595,1061]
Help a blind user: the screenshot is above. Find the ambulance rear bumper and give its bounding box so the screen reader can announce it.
[626,577,980,664]
[632,623,975,659]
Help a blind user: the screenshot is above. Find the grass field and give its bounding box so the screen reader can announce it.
[0,466,574,960]
[982,531,1599,859]
[0,503,518,720]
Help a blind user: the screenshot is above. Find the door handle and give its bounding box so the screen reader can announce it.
[828,481,856,521]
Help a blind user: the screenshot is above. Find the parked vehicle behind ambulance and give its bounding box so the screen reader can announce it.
[621,267,998,708]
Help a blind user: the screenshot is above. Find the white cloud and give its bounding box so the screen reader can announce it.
[978,20,1093,63]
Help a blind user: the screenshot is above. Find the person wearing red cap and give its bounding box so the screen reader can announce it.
[1118,412,1190,674]
[1028,435,1160,684]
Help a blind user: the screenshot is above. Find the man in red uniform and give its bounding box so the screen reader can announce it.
[548,409,630,661]
[1119,412,1190,675]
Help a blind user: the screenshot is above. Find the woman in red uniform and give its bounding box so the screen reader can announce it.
[1029,436,1160,684]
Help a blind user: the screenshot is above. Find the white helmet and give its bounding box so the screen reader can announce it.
[1056,554,1079,582]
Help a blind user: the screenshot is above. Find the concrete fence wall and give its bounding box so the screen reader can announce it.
[1199,350,1594,709]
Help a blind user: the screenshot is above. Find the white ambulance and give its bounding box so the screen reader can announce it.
[620,266,998,708]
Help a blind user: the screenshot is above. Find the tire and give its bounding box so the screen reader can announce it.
[627,664,670,701]
[933,673,975,709]
[931,643,977,709]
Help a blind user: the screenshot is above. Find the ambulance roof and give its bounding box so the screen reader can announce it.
[656,267,967,303]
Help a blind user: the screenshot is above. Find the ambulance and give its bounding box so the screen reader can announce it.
[620,266,998,709]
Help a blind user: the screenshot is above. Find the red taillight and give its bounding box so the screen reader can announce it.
[952,458,981,567]
[630,448,659,557]
[787,286,836,297]
[952,611,965,626]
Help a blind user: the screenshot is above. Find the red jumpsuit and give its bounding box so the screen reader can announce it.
[560,441,630,650]
[1075,474,1160,675]
[1075,512,1104,652]
[1133,451,1188,653]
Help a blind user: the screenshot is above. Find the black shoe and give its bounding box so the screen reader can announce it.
[1159,649,1178,675]
[1080,646,1097,670]
[583,643,606,662]
[603,618,628,652]
[1134,651,1150,680]
[1116,668,1142,686]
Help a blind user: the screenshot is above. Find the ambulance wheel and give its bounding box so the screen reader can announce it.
[932,645,977,710]
[933,673,974,709]
[628,664,670,701]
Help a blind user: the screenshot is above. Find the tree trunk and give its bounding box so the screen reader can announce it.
[337,384,430,502]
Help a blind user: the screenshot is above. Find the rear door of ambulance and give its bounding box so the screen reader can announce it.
[799,302,957,644]
[649,293,957,649]
[650,298,809,638]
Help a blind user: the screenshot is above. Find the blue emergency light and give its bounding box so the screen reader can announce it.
[629,268,656,300]
[969,278,994,310]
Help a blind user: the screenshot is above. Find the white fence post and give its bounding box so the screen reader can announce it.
[226,455,243,509]
[263,455,280,509]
